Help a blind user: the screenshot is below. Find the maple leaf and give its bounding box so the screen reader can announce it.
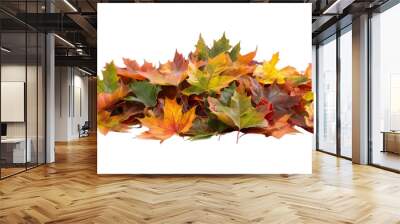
[208,90,268,131]
[182,53,237,95]
[126,80,161,107]
[193,33,236,61]
[98,104,143,135]
[209,33,231,58]
[245,115,299,138]
[223,50,257,78]
[98,62,119,93]
[116,58,148,81]
[97,85,129,112]
[195,34,209,61]
[134,51,189,86]
[304,103,314,130]
[97,62,129,112]
[254,52,299,85]
[138,98,197,142]
[229,42,241,61]
[263,83,301,119]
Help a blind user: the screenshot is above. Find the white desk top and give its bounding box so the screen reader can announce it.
[1,138,27,143]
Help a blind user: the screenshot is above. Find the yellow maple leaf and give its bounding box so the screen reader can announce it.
[138,98,197,142]
[254,52,293,85]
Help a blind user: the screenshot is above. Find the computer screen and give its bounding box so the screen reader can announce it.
[1,123,7,137]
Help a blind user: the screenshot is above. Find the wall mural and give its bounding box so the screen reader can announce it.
[97,3,312,174]
[98,34,313,144]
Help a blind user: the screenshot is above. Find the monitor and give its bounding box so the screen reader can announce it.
[1,123,7,137]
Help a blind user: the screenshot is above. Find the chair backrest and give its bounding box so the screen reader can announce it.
[82,121,90,129]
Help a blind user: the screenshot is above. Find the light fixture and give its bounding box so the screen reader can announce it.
[78,67,93,76]
[1,47,11,53]
[54,34,75,48]
[322,0,355,15]
[63,0,78,12]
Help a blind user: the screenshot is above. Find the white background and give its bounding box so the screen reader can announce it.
[97,3,312,174]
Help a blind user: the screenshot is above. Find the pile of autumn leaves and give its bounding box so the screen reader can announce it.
[97,34,313,143]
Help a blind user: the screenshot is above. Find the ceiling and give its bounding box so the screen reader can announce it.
[0,0,391,74]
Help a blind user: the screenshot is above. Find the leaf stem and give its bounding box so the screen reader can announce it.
[236,130,240,144]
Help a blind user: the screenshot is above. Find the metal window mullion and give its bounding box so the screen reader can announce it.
[25,0,28,171]
[336,28,341,157]
[315,45,320,150]
[0,22,2,179]
[367,11,373,165]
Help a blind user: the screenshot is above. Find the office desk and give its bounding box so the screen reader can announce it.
[1,138,31,163]
[381,131,400,154]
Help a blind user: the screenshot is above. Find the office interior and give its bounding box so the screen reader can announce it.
[0,0,399,177]
[0,1,400,222]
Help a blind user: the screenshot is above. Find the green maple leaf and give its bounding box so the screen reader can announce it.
[98,62,119,93]
[209,33,231,58]
[195,34,209,61]
[220,82,236,105]
[182,53,237,96]
[208,90,268,130]
[229,42,241,62]
[126,80,161,107]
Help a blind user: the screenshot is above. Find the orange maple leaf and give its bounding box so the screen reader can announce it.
[97,84,129,112]
[138,98,196,142]
[139,51,189,86]
[223,50,257,77]
[262,115,299,138]
[116,58,150,81]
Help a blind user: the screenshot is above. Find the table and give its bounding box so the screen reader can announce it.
[1,138,31,163]
[381,131,400,154]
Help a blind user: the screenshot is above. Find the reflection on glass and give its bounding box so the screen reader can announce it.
[38,33,46,165]
[371,4,400,171]
[1,31,27,177]
[27,31,38,169]
[340,29,352,158]
[318,37,337,154]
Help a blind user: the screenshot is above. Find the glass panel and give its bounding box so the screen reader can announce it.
[339,29,352,158]
[1,30,27,177]
[38,32,45,165]
[27,31,38,169]
[317,37,337,154]
[371,4,400,171]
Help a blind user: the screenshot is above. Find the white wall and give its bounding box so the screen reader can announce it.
[55,67,89,141]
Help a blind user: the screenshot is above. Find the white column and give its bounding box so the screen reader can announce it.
[46,32,55,163]
[352,14,369,164]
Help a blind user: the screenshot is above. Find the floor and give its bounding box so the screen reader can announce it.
[372,150,400,171]
[1,163,42,178]
[0,135,400,223]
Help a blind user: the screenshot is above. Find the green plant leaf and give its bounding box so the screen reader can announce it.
[220,82,236,105]
[98,62,119,93]
[195,34,209,61]
[208,90,268,130]
[126,80,161,107]
[209,33,231,58]
[182,53,237,96]
[229,42,241,61]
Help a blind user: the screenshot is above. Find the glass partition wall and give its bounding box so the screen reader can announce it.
[370,3,400,171]
[339,27,352,159]
[0,3,46,179]
[316,26,353,159]
[317,35,337,155]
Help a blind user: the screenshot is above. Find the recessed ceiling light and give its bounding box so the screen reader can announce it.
[54,34,75,48]
[78,67,93,76]
[1,47,11,53]
[63,0,78,12]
